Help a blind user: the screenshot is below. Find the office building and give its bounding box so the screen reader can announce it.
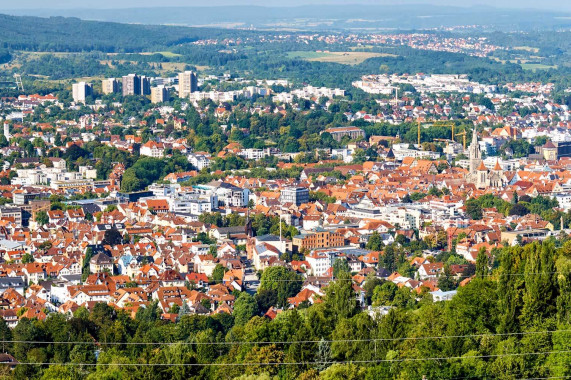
[293,228,345,252]
[178,71,198,98]
[72,82,93,104]
[280,187,310,206]
[102,78,119,95]
[122,74,141,96]
[0,206,22,226]
[151,86,169,104]
[554,141,571,159]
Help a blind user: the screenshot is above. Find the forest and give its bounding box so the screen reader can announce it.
[1,239,570,380]
[0,14,257,53]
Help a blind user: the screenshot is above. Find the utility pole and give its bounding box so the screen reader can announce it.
[14,74,24,92]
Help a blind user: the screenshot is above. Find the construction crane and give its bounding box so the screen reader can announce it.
[416,119,456,145]
[456,131,468,150]
[433,138,453,143]
[433,120,455,141]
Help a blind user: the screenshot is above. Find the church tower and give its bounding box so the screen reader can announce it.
[476,161,488,188]
[468,131,481,175]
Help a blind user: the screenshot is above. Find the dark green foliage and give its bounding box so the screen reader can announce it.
[0,14,248,53]
[233,293,258,326]
[332,258,351,278]
[255,288,278,313]
[34,210,48,226]
[120,156,193,192]
[102,228,123,246]
[366,231,383,251]
[211,264,227,283]
[259,266,302,308]
[437,265,456,291]
[81,247,93,282]
[509,203,530,216]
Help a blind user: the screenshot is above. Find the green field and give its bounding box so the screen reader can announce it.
[521,63,557,71]
[287,51,330,60]
[512,46,540,53]
[287,50,396,65]
[152,51,182,58]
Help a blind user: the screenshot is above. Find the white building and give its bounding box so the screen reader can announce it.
[140,141,165,158]
[72,82,93,104]
[188,153,212,170]
[306,251,333,276]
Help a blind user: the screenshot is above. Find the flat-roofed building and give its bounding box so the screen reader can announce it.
[151,85,169,104]
[178,71,198,98]
[102,78,119,94]
[322,126,365,142]
[122,74,140,96]
[280,187,309,206]
[140,76,151,95]
[72,82,92,104]
[293,228,345,252]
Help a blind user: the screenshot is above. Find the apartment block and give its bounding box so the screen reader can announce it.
[72,82,93,104]
[178,71,198,98]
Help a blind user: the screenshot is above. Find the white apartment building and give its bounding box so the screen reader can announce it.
[238,148,273,160]
[72,82,92,104]
[188,153,212,170]
[306,251,334,276]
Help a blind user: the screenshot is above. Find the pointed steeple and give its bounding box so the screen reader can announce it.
[494,159,502,171]
[471,129,478,145]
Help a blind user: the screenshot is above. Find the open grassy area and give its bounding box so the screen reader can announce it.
[513,46,540,53]
[287,51,329,59]
[145,51,182,58]
[521,63,557,71]
[99,59,208,73]
[287,50,396,65]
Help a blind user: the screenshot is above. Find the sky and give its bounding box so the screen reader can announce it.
[0,0,567,11]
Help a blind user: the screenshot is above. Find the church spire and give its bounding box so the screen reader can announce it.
[469,131,481,175]
[471,129,478,145]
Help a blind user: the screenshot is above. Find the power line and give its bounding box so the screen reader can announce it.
[94,270,567,285]
[515,377,571,380]
[3,329,570,346]
[449,373,571,380]
[9,349,571,367]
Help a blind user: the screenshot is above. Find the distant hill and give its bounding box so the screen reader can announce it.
[0,14,254,53]
[4,5,571,31]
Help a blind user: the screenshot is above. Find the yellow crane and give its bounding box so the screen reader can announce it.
[417,119,456,145]
[455,131,468,150]
[433,121,455,141]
